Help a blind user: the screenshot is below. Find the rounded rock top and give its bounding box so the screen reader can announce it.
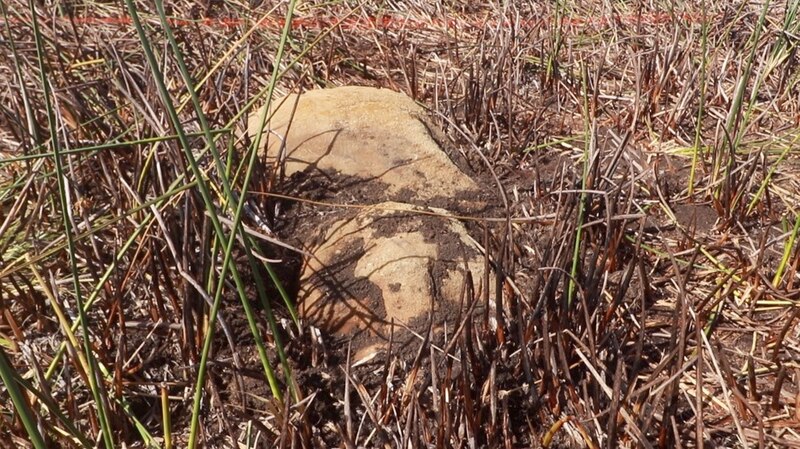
[246,86,481,207]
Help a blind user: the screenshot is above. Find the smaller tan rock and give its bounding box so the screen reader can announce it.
[298,202,488,354]
[247,86,480,207]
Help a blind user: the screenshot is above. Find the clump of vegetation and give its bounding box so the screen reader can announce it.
[1,0,799,447]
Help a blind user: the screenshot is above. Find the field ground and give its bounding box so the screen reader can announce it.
[2,0,800,448]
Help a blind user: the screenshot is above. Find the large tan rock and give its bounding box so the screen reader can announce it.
[247,86,480,206]
[245,86,493,357]
[298,202,487,356]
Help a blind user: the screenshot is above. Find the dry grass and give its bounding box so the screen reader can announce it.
[1,0,800,447]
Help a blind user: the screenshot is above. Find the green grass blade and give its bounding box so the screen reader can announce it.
[0,129,229,165]
[27,1,115,446]
[0,349,47,449]
[688,0,710,196]
[121,1,303,446]
[153,0,294,407]
[119,3,257,444]
[714,0,770,200]
[567,62,592,307]
[773,214,800,288]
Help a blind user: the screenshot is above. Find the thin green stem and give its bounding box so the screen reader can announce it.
[688,0,709,196]
[28,1,115,446]
[568,63,592,307]
[0,350,47,449]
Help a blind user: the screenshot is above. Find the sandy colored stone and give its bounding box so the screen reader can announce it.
[247,86,479,204]
[243,86,492,358]
[298,202,487,353]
